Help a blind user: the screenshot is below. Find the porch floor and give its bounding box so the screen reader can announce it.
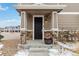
[25,40,53,48]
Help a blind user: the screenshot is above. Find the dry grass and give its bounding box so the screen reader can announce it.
[0,39,20,56]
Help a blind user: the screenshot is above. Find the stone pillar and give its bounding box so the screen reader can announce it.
[20,11,27,44]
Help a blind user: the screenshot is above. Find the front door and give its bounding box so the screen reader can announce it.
[34,17,42,40]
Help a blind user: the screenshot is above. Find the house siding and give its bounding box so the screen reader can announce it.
[58,14,79,30]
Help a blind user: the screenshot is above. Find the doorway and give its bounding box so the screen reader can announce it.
[34,17,43,40]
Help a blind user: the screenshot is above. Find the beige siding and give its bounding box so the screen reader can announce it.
[44,15,52,30]
[26,14,33,40]
[27,14,33,30]
[62,3,79,12]
[58,14,79,30]
[27,14,52,30]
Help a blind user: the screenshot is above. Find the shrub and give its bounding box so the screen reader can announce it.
[0,35,4,42]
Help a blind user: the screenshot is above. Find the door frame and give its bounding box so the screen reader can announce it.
[33,15,44,40]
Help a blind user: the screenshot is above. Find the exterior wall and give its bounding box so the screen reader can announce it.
[25,14,33,40]
[22,12,79,40]
[25,13,79,31]
[25,14,52,40]
[44,15,52,30]
[58,14,79,30]
[27,14,33,30]
[27,14,52,30]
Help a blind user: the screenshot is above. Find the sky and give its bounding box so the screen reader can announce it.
[0,3,20,28]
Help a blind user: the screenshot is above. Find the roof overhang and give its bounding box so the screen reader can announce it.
[14,4,67,12]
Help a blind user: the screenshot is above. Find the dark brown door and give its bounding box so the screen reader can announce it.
[34,17,42,40]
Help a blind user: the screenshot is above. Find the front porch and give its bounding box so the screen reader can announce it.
[14,3,67,44]
[19,10,59,42]
[14,3,79,45]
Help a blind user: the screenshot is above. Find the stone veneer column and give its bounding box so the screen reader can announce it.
[20,11,27,44]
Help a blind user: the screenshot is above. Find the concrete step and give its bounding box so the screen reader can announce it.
[17,40,53,56]
[28,52,49,56]
[28,47,49,56]
[29,48,48,52]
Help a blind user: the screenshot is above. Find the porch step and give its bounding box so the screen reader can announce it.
[16,40,53,56]
[28,48,49,56]
[23,40,52,56]
[29,52,48,56]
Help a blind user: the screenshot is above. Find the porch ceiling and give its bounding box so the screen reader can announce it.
[27,10,51,15]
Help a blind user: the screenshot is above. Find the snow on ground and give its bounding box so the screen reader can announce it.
[14,49,29,56]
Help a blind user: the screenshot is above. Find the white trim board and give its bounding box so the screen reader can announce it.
[33,15,44,40]
[58,12,79,15]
